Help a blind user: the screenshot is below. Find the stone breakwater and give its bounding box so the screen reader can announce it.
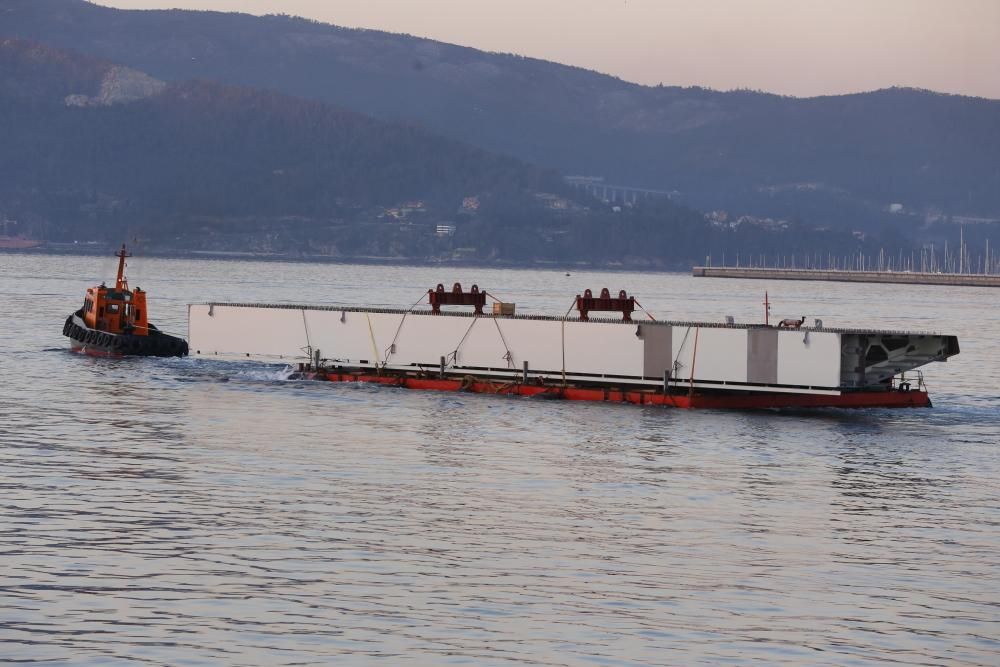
[693,266,1000,288]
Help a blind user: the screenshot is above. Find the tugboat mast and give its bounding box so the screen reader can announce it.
[115,244,131,292]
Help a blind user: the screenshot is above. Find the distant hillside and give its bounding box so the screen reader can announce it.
[0,39,555,245]
[4,0,1000,235]
[2,38,883,266]
[0,38,728,265]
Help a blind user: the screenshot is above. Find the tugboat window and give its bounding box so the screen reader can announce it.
[109,304,120,313]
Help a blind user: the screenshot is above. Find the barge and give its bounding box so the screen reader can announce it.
[188,285,959,409]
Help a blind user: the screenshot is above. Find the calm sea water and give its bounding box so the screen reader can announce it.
[1,253,998,666]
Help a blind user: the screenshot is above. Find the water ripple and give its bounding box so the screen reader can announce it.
[0,255,998,665]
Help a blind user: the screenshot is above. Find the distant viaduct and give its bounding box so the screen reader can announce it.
[564,176,677,205]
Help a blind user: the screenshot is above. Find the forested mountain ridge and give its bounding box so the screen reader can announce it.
[4,0,1000,235]
[1,38,880,266]
[0,38,562,249]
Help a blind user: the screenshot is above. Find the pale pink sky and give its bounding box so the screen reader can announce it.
[96,0,1000,98]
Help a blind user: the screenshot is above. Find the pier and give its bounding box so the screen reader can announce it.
[692,266,1000,288]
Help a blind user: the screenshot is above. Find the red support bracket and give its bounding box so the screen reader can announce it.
[576,288,635,322]
[428,282,486,315]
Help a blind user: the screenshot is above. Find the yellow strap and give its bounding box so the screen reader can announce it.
[365,313,380,367]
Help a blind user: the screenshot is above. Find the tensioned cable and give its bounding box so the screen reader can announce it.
[673,326,692,377]
[364,313,380,368]
[301,308,313,358]
[688,327,701,397]
[491,316,515,369]
[382,291,428,366]
[633,298,658,321]
[448,316,479,366]
[560,297,577,386]
[482,290,504,304]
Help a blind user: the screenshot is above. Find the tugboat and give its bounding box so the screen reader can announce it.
[62,244,188,357]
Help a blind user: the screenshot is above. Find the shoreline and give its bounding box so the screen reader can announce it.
[0,245,692,274]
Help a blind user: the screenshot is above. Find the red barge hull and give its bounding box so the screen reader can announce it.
[298,370,932,410]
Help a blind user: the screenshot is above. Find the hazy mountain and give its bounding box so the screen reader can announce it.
[4,0,1000,234]
[0,39,554,245]
[5,37,765,266]
[2,38,880,266]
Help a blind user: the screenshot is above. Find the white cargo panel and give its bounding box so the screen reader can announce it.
[776,330,841,388]
[189,304,307,358]
[563,320,644,377]
[189,304,845,393]
[671,327,748,384]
